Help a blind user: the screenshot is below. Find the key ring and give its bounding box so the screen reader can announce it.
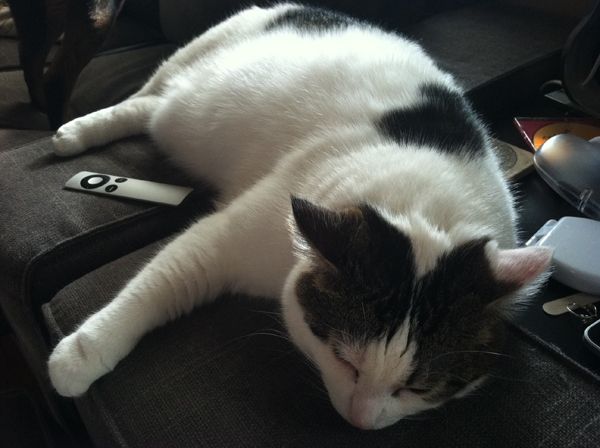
[566,302,599,325]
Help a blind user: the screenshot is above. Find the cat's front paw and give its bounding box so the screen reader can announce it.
[48,331,111,397]
[52,123,87,157]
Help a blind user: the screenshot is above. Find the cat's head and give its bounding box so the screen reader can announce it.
[282,197,552,430]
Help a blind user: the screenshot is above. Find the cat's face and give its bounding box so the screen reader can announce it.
[282,198,551,430]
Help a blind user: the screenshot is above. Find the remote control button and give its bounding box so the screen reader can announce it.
[80,174,110,189]
[115,177,128,183]
[105,185,118,192]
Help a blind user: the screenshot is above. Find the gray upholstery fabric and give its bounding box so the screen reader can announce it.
[101,14,165,51]
[43,242,600,448]
[0,134,212,309]
[0,131,214,425]
[0,69,49,129]
[403,2,578,115]
[69,44,175,120]
[0,37,21,69]
[158,0,478,44]
[405,3,577,92]
[0,129,49,153]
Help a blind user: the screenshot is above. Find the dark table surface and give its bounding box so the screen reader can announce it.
[492,101,600,383]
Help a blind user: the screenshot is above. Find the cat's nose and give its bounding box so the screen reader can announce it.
[348,396,382,430]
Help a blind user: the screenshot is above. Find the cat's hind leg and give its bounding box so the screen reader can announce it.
[53,95,160,156]
[48,182,294,396]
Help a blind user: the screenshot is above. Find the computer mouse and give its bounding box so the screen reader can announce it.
[534,133,600,219]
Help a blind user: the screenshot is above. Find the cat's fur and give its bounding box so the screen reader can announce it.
[48,4,552,430]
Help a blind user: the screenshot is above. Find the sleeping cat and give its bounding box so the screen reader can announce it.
[48,4,552,430]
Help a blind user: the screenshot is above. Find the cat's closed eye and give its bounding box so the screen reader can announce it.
[391,386,429,397]
[334,352,359,382]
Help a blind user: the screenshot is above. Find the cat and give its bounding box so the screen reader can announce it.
[47,3,552,430]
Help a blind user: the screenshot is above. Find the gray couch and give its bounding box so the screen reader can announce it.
[1,1,599,446]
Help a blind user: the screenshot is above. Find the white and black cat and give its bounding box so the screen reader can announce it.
[48,4,552,430]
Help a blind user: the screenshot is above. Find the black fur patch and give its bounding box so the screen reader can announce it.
[296,234,513,342]
[266,6,357,32]
[292,199,416,342]
[376,84,487,158]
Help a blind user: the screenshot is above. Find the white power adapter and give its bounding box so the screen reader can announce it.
[526,217,600,295]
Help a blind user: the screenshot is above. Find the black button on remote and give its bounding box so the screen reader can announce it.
[80,174,110,189]
[105,185,118,192]
[115,178,128,183]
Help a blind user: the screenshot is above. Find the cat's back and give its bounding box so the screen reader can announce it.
[150,6,459,190]
[170,9,455,126]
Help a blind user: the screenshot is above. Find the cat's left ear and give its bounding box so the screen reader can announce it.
[290,196,365,269]
[485,241,553,293]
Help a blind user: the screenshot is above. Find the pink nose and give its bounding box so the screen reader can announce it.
[349,396,380,430]
[349,414,374,430]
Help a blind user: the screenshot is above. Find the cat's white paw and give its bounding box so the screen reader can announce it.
[48,331,111,397]
[52,124,87,157]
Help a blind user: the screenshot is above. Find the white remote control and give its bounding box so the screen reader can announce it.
[64,171,194,206]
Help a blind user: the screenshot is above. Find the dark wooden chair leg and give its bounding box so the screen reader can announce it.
[43,0,122,129]
[6,0,65,110]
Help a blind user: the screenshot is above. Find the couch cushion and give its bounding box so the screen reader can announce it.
[0,129,49,152]
[0,69,49,129]
[0,36,23,70]
[100,13,164,52]
[404,2,579,114]
[69,44,174,120]
[0,133,213,313]
[0,43,174,130]
[157,0,479,44]
[43,240,600,447]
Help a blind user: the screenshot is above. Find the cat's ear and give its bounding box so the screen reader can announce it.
[486,242,554,291]
[291,197,414,280]
[291,196,365,269]
[446,239,553,302]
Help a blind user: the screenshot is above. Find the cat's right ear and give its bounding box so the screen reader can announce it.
[290,196,365,269]
[486,242,554,292]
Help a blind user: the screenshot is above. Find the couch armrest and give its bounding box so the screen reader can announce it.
[0,131,214,426]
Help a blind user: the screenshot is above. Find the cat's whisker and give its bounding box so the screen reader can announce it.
[298,354,321,375]
[428,350,514,364]
[248,308,284,319]
[241,330,292,343]
[361,301,368,334]
[485,373,538,387]
[422,370,474,384]
[299,374,329,398]
[248,308,281,316]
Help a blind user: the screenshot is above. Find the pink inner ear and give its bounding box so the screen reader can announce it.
[492,246,554,287]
